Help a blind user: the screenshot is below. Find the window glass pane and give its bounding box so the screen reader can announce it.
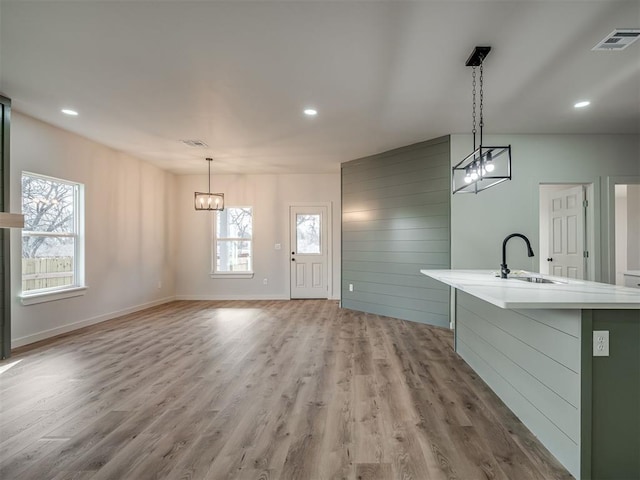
[216,207,252,239]
[216,240,252,272]
[22,176,75,233]
[21,173,83,294]
[296,214,321,254]
[22,236,75,292]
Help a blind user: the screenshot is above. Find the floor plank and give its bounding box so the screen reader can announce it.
[0,300,573,479]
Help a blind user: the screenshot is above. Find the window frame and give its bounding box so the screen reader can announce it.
[20,172,86,304]
[210,206,254,279]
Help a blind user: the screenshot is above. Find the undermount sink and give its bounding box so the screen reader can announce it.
[512,276,565,284]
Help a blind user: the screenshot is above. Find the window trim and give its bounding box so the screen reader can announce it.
[20,286,88,305]
[210,206,254,279]
[20,172,86,303]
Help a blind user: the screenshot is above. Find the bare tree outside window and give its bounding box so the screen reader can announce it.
[296,214,321,254]
[215,207,253,272]
[21,173,81,292]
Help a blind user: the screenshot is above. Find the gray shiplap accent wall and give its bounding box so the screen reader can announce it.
[341,136,450,327]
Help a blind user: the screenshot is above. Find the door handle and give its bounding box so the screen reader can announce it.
[291,258,295,262]
[547,258,553,262]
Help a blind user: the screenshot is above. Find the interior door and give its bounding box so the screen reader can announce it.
[548,185,585,279]
[290,206,328,299]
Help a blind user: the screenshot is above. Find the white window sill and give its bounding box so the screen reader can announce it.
[209,272,255,279]
[20,286,88,306]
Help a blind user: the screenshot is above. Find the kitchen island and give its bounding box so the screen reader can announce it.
[421,269,640,480]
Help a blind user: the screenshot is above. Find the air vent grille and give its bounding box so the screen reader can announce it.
[181,139,209,148]
[592,29,640,51]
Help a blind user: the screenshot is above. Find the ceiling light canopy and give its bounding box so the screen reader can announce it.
[61,109,78,116]
[194,157,224,211]
[574,100,591,108]
[453,46,512,194]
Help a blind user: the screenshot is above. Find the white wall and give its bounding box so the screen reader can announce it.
[174,173,341,300]
[10,113,176,347]
[627,184,640,271]
[451,134,640,281]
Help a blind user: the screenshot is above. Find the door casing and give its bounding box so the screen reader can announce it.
[288,202,332,299]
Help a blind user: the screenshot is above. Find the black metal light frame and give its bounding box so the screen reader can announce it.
[452,46,512,194]
[194,157,225,211]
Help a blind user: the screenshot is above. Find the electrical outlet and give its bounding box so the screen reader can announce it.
[274,243,281,250]
[593,330,609,357]
[348,283,353,292]
[263,278,268,285]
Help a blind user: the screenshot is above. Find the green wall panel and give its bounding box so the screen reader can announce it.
[341,136,451,327]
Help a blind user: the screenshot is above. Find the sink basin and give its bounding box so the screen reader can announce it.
[512,276,565,284]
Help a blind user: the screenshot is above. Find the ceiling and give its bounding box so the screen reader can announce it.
[1,1,639,175]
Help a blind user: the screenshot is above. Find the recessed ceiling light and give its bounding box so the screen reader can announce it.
[61,109,78,116]
[574,101,590,109]
[303,108,318,116]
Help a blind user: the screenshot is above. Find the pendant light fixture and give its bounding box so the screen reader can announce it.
[194,157,224,211]
[452,46,512,194]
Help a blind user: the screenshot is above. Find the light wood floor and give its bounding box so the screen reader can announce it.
[0,300,573,480]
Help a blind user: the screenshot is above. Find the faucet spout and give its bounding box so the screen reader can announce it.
[501,233,535,279]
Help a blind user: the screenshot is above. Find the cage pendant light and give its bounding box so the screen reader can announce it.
[194,157,224,211]
[452,46,512,194]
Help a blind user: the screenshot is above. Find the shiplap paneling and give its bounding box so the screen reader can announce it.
[341,136,450,327]
[456,291,582,478]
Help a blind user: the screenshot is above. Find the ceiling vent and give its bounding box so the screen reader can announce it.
[592,29,640,51]
[181,139,209,148]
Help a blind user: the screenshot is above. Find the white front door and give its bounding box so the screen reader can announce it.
[290,206,328,299]
[548,185,586,279]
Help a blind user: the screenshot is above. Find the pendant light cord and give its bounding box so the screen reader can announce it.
[479,61,484,146]
[471,59,486,150]
[206,157,213,194]
[472,66,477,150]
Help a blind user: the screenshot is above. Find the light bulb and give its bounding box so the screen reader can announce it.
[470,171,479,181]
[464,175,472,184]
[485,162,495,172]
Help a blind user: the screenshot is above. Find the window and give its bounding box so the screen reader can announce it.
[296,214,321,254]
[213,207,253,277]
[21,172,84,300]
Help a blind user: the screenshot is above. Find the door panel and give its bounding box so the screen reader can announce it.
[567,215,578,254]
[548,185,585,279]
[312,263,322,287]
[290,206,328,299]
[295,263,305,287]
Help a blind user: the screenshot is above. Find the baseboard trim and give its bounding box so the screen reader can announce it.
[11,296,176,349]
[175,294,291,301]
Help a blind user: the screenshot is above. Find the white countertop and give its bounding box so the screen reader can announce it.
[421,269,640,310]
[624,271,640,277]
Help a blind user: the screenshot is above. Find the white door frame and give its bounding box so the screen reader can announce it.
[288,202,332,299]
[604,176,640,285]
